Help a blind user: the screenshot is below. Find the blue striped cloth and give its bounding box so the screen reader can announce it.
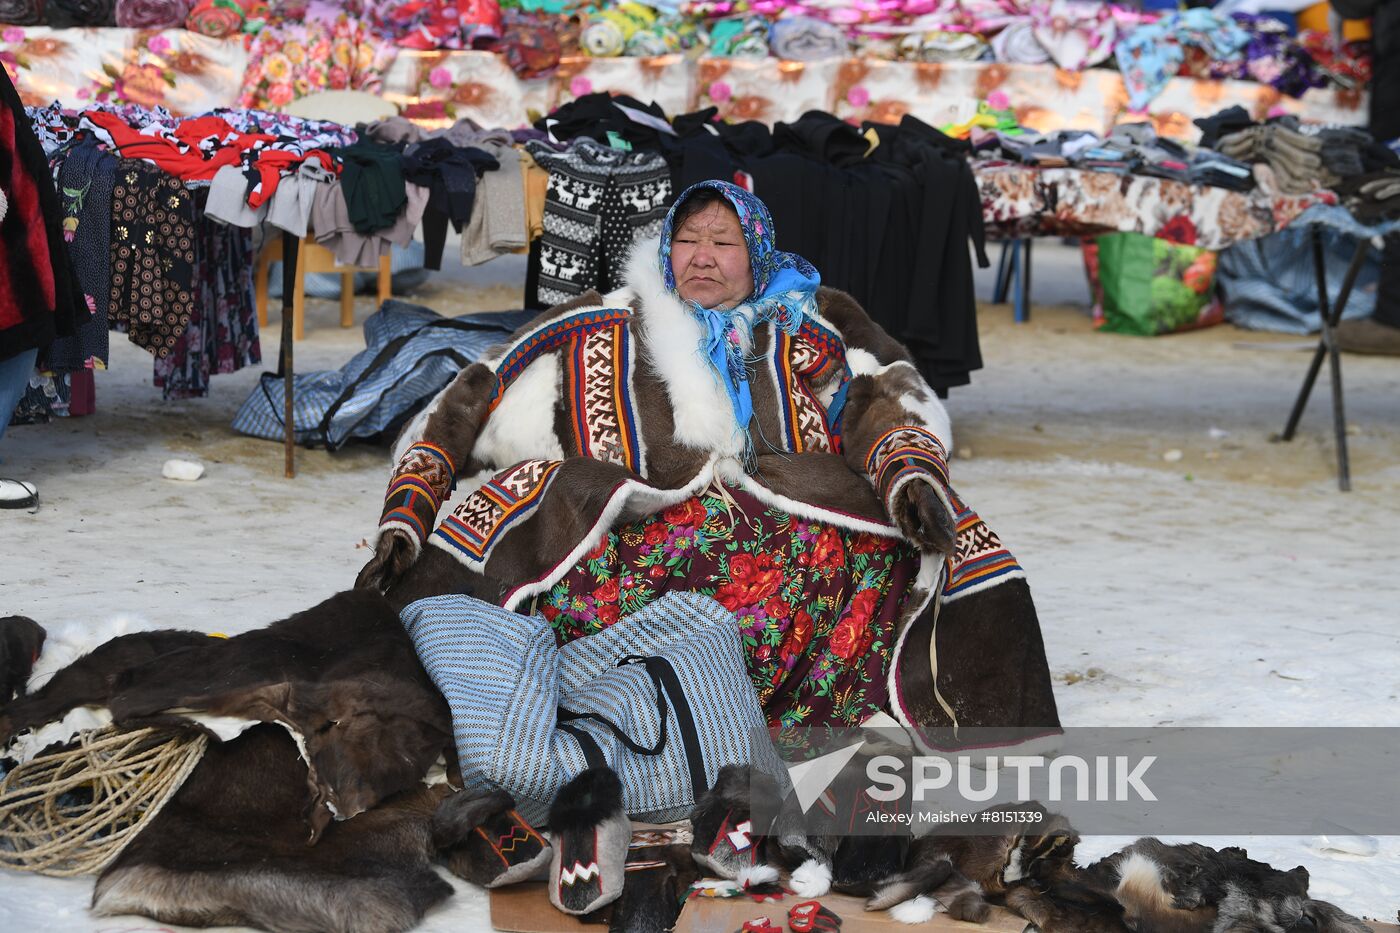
[401,591,783,825]
[231,301,533,450]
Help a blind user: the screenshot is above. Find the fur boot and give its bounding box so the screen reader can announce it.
[689,764,782,882]
[548,767,631,915]
[433,787,552,888]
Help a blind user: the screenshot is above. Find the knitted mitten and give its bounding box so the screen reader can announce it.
[548,767,631,915]
[433,787,553,888]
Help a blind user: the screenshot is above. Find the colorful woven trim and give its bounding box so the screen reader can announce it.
[476,811,550,870]
[381,442,457,543]
[433,459,562,565]
[865,425,950,506]
[943,495,1024,600]
[563,320,643,473]
[773,329,844,455]
[797,317,844,364]
[487,308,633,413]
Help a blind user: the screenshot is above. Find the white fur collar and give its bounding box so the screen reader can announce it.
[626,241,748,459]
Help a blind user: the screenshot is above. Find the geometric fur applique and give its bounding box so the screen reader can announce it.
[432,459,562,567]
[562,320,643,473]
[942,493,1024,602]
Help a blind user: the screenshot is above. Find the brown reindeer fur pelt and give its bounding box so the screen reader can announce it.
[0,615,45,705]
[93,724,454,933]
[1002,838,1372,933]
[3,590,454,842]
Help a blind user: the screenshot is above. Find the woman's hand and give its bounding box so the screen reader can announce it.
[355,528,418,593]
[893,481,958,557]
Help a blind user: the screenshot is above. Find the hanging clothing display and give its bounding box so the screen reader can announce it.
[330,141,409,235]
[310,177,430,269]
[152,215,260,400]
[401,137,500,270]
[524,138,671,306]
[45,138,116,373]
[0,67,86,364]
[460,140,528,265]
[107,158,197,359]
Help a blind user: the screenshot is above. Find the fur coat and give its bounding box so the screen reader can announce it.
[369,242,1059,748]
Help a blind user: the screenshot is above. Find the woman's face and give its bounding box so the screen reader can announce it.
[671,201,753,311]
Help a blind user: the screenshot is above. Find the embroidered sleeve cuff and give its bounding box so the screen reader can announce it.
[381,442,457,544]
[865,426,952,517]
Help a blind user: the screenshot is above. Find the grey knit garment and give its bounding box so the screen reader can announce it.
[461,141,527,265]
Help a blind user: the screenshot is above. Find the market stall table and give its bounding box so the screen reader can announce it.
[1277,204,1400,492]
[0,29,1367,136]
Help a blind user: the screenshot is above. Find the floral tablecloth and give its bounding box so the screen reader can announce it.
[0,26,247,113]
[976,164,1337,250]
[0,27,1367,141]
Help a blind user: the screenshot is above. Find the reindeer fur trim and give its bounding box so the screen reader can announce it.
[627,244,749,459]
[791,859,834,897]
[548,767,623,834]
[889,895,940,924]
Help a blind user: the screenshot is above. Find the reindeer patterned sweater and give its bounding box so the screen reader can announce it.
[372,242,1060,744]
[526,140,672,306]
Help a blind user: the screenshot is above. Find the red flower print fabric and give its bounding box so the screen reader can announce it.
[541,485,919,736]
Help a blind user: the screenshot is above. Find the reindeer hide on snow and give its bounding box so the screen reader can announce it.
[92,724,455,933]
[2,590,454,840]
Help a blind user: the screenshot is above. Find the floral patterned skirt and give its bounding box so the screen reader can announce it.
[539,485,919,736]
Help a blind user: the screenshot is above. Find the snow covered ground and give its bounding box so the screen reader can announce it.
[2,243,1398,928]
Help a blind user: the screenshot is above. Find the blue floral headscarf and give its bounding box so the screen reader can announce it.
[659,180,821,457]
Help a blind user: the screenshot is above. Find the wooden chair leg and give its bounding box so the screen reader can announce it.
[340,270,355,328]
[292,238,307,341]
[378,253,392,308]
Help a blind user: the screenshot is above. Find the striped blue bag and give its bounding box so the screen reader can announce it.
[401,591,783,825]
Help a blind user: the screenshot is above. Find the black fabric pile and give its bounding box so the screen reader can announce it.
[44,0,114,26]
[531,96,988,395]
[401,138,499,270]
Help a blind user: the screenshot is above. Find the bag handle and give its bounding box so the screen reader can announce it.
[557,654,710,797]
[557,655,670,756]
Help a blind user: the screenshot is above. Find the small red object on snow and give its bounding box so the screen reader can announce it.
[788,899,842,931]
[739,918,783,933]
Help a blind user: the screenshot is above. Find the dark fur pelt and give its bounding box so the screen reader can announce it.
[607,843,701,933]
[3,590,453,842]
[1,628,210,743]
[1005,837,1371,933]
[1002,879,1133,933]
[862,803,1082,923]
[0,615,46,706]
[549,766,624,833]
[93,724,454,933]
[1085,839,1372,933]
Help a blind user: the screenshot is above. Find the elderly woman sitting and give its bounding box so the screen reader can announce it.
[360,180,1057,744]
